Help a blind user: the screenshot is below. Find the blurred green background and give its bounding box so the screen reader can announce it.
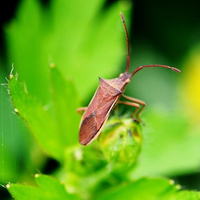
[0,0,200,199]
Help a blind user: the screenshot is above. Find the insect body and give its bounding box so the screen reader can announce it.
[78,12,181,146]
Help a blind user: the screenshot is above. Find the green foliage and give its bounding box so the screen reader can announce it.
[8,66,80,162]
[7,174,78,200]
[1,0,200,199]
[6,174,200,200]
[97,177,200,200]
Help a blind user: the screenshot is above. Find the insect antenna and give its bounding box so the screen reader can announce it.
[131,64,181,77]
[120,12,130,73]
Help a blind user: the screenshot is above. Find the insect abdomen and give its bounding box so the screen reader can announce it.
[79,111,98,145]
[79,78,122,145]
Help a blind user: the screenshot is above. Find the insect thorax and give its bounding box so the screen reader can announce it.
[99,72,131,93]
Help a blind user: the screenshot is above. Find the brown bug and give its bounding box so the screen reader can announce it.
[78,12,181,146]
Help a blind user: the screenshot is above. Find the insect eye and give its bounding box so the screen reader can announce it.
[119,73,123,77]
[125,79,130,84]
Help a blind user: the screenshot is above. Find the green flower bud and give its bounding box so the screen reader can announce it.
[98,116,142,166]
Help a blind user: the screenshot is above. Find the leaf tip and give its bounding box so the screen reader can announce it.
[34,173,40,178]
[6,183,11,189]
[9,63,14,79]
[9,74,14,79]
[169,179,175,185]
[50,63,56,68]
[14,108,19,113]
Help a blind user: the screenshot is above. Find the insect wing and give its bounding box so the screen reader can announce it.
[79,78,121,145]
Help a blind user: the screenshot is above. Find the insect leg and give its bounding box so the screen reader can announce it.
[77,107,87,115]
[120,94,146,120]
[118,100,140,119]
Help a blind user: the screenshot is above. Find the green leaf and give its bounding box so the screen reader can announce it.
[8,73,65,161]
[50,64,80,146]
[8,64,81,162]
[7,174,78,200]
[97,177,200,200]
